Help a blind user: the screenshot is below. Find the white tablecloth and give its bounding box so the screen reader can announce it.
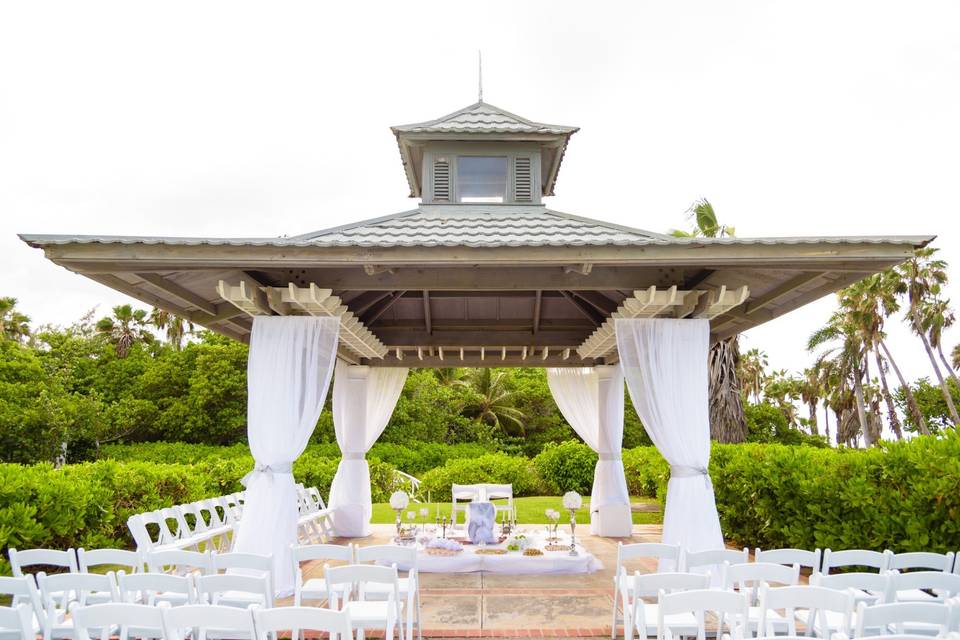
[383,530,603,575]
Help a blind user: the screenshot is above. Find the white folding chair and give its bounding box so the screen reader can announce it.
[450,484,480,528]
[77,549,144,575]
[855,600,953,637]
[252,606,351,640]
[210,552,273,595]
[889,571,960,603]
[656,588,749,640]
[626,572,708,639]
[822,549,889,574]
[810,570,892,632]
[0,604,35,640]
[723,561,800,635]
[756,583,855,638]
[196,574,272,609]
[146,549,214,576]
[484,483,515,522]
[681,547,749,584]
[118,572,196,607]
[36,571,119,640]
[611,542,683,640]
[70,602,164,640]
[356,545,421,640]
[126,511,177,553]
[0,575,45,636]
[886,551,956,573]
[754,547,822,572]
[162,603,258,640]
[8,548,78,578]
[325,564,404,640]
[292,544,354,607]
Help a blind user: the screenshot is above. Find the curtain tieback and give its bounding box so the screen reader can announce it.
[598,453,621,461]
[670,465,709,478]
[343,452,365,460]
[240,461,293,487]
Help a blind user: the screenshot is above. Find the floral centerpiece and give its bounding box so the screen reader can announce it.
[562,491,582,556]
[426,537,463,556]
[545,508,561,542]
[390,490,411,542]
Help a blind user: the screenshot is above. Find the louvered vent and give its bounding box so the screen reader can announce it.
[514,156,533,202]
[433,159,450,202]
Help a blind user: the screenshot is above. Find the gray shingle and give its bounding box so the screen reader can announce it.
[391,101,578,136]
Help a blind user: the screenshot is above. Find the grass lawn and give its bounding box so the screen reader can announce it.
[370,496,662,525]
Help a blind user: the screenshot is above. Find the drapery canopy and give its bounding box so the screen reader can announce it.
[232,316,340,595]
[546,366,632,536]
[615,318,724,565]
[328,360,408,537]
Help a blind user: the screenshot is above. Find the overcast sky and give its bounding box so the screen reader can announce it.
[2,1,958,411]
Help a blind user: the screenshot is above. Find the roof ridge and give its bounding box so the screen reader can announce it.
[391,100,577,133]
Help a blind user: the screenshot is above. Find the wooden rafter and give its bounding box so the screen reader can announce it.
[422,290,432,334]
[559,290,604,326]
[532,290,542,334]
[361,290,406,325]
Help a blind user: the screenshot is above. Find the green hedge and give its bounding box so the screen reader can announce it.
[419,453,542,501]
[533,441,597,494]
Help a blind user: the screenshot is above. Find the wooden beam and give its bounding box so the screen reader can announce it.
[422,290,432,334]
[375,329,587,347]
[559,290,604,326]
[343,290,393,316]
[532,290,543,334]
[570,290,618,315]
[137,273,217,315]
[361,290,406,325]
[217,279,271,316]
[366,352,602,368]
[710,272,827,332]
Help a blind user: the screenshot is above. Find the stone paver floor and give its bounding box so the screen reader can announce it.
[293,524,668,638]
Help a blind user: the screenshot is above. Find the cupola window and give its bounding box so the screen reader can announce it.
[457,156,507,203]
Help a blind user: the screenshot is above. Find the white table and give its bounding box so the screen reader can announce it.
[384,530,603,575]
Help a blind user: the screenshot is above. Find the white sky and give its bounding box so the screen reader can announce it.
[2,1,959,403]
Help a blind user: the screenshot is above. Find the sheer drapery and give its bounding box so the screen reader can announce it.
[546,366,631,535]
[615,318,724,565]
[328,360,409,537]
[232,316,340,595]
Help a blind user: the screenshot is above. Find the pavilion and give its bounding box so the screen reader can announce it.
[20,98,933,593]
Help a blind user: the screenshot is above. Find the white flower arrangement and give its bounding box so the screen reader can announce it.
[545,509,560,522]
[562,491,583,511]
[389,490,410,510]
[427,537,463,551]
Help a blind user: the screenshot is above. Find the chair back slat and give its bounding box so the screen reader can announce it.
[822,548,889,573]
[162,604,257,640]
[754,547,822,571]
[253,606,351,640]
[8,548,78,576]
[854,600,952,637]
[77,548,144,574]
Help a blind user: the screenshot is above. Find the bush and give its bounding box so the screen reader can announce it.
[419,454,542,501]
[622,446,669,498]
[533,441,597,494]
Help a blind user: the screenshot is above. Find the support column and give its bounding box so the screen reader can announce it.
[593,365,633,537]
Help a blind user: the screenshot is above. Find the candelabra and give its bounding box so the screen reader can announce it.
[562,491,582,557]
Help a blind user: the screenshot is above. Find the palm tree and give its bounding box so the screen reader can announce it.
[763,369,801,428]
[434,368,466,386]
[96,304,154,357]
[808,309,875,445]
[920,298,960,388]
[799,367,820,434]
[668,199,746,442]
[459,368,526,435]
[896,248,959,426]
[738,348,769,403]
[953,344,960,371]
[0,297,31,343]
[149,308,193,351]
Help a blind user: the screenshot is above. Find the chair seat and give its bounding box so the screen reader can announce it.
[299,579,348,601]
[345,600,404,626]
[215,590,269,607]
[895,589,938,602]
[363,578,412,596]
[747,605,788,631]
[797,607,854,634]
[635,604,698,636]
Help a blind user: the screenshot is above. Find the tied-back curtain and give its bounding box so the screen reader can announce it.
[328,360,408,537]
[615,318,724,565]
[546,366,631,535]
[232,316,340,595]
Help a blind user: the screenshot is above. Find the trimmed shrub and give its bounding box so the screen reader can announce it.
[419,454,542,501]
[622,446,669,499]
[533,441,597,494]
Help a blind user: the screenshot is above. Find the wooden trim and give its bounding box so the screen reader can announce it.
[137,273,217,316]
[532,290,542,334]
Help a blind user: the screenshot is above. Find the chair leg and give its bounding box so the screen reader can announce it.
[417,588,423,640]
[622,591,633,640]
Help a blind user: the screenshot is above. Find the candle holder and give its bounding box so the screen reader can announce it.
[561,491,582,557]
[389,490,410,544]
[567,509,578,556]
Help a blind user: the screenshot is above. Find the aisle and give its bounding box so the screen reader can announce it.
[295,524,666,638]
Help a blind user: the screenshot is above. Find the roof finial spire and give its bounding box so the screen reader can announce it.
[478,50,483,103]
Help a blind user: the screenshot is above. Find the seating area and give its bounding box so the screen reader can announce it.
[125,484,334,554]
[5,532,960,640]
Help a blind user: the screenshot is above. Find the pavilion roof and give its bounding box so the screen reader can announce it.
[390,101,578,136]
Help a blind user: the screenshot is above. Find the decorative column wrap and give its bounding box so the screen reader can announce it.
[232,316,339,595]
[328,360,408,537]
[615,318,724,568]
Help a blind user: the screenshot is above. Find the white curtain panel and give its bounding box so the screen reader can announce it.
[545,366,631,535]
[328,360,408,537]
[615,318,724,565]
[232,316,340,595]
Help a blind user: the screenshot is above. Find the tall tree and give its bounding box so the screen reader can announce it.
[96,304,154,358]
[953,344,960,371]
[738,348,769,403]
[896,248,960,426]
[149,308,193,351]
[799,367,820,434]
[0,297,31,343]
[920,298,960,388]
[669,198,746,442]
[459,368,526,436]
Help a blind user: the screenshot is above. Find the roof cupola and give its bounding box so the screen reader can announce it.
[391,101,578,205]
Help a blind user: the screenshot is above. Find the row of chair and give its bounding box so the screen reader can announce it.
[612,544,960,640]
[125,483,334,554]
[647,581,960,640]
[2,602,357,640]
